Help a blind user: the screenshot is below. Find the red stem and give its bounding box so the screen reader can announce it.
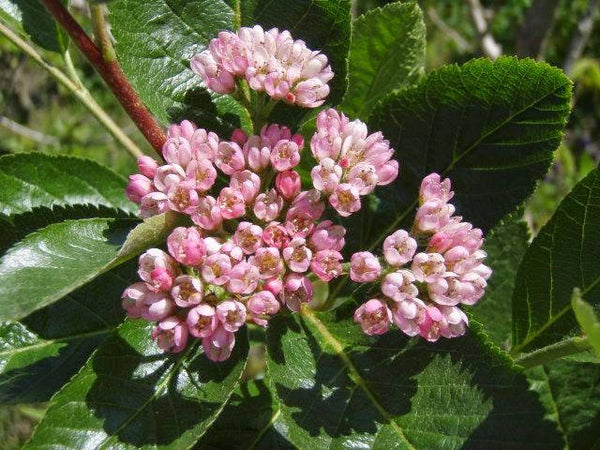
[40,0,166,157]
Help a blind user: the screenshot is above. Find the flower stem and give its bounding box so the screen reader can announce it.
[89,4,117,63]
[513,336,592,369]
[40,0,166,157]
[0,21,144,159]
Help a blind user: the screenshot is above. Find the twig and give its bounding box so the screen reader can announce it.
[564,0,600,76]
[0,21,144,159]
[466,0,502,59]
[0,116,60,146]
[40,0,166,156]
[427,7,473,52]
[513,336,591,368]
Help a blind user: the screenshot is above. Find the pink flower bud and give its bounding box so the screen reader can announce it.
[383,230,417,267]
[281,273,313,312]
[311,158,341,193]
[167,227,206,266]
[411,252,446,283]
[190,129,219,161]
[415,199,455,233]
[375,160,399,186]
[418,305,447,342]
[420,173,453,204]
[167,180,200,214]
[292,78,329,108]
[220,241,245,263]
[282,237,312,273]
[275,170,301,200]
[215,141,245,175]
[126,174,153,204]
[191,51,235,94]
[216,300,247,332]
[243,136,271,171]
[139,192,169,218]
[270,140,300,171]
[149,267,175,292]
[137,156,159,178]
[233,221,264,255]
[254,189,284,222]
[141,292,175,321]
[202,326,236,362]
[202,253,232,285]
[262,221,290,248]
[231,128,248,146]
[347,163,378,195]
[171,275,204,307]
[311,249,343,281]
[230,170,261,203]
[162,136,193,168]
[260,123,293,147]
[138,249,178,285]
[329,183,361,217]
[121,282,150,318]
[167,120,197,141]
[290,189,325,220]
[187,304,218,338]
[204,237,222,255]
[439,305,468,338]
[227,261,260,295]
[154,164,186,192]
[391,298,426,337]
[249,247,283,278]
[218,187,246,220]
[350,251,381,283]
[354,299,391,336]
[264,277,283,296]
[185,158,217,192]
[152,316,188,353]
[248,290,280,326]
[309,220,346,252]
[192,196,223,231]
[381,270,418,302]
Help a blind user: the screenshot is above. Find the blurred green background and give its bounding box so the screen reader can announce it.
[0,0,599,447]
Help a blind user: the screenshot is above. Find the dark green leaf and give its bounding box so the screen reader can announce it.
[0,0,67,53]
[340,1,425,120]
[572,288,600,357]
[363,57,571,252]
[512,167,600,353]
[267,307,563,449]
[528,360,600,449]
[0,261,135,404]
[466,210,529,347]
[0,212,183,321]
[0,153,135,217]
[25,320,249,449]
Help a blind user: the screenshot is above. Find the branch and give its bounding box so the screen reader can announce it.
[0,115,59,146]
[564,0,600,76]
[427,7,473,53]
[466,0,502,59]
[513,336,592,369]
[40,0,166,157]
[515,0,560,59]
[0,21,144,159]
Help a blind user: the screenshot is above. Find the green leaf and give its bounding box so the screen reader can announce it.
[528,360,600,449]
[363,57,571,251]
[0,261,135,404]
[465,210,529,347]
[196,379,292,449]
[0,153,135,217]
[266,307,563,449]
[0,212,183,321]
[572,288,600,357]
[512,167,600,354]
[340,1,425,120]
[25,320,249,449]
[0,0,67,53]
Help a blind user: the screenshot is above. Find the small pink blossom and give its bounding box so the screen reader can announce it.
[219,241,244,263]
[187,304,218,338]
[264,278,283,296]
[171,275,204,308]
[383,230,417,267]
[248,290,280,326]
[141,292,175,321]
[275,170,301,200]
[231,129,248,146]
[166,119,196,141]
[230,170,261,203]
[202,253,232,285]
[121,282,150,319]
[411,252,447,283]
[190,129,219,161]
[192,196,222,230]
[249,247,283,278]
[347,163,378,195]
[227,261,260,294]
[415,199,455,233]
[329,183,361,217]
[218,187,246,220]
[420,173,453,204]
[154,164,186,192]
[311,158,341,193]
[185,158,217,192]
[163,136,193,168]
[190,51,235,94]
[262,221,290,248]
[290,189,325,220]
[234,222,263,255]
[254,189,284,222]
[216,300,247,332]
[309,220,346,252]
[140,192,169,218]
[137,156,159,178]
[148,267,175,292]
[350,252,381,283]
[153,316,189,353]
[167,226,206,266]
[270,140,300,171]
[260,123,294,147]
[203,326,236,362]
[282,237,312,273]
[281,273,313,312]
[311,250,343,281]
[381,270,418,302]
[126,174,153,204]
[391,298,426,337]
[215,141,245,175]
[138,249,178,285]
[243,135,271,171]
[354,299,391,336]
[167,180,200,214]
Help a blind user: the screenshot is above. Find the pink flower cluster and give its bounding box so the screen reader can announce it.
[191,25,333,107]
[310,109,399,217]
[350,174,492,342]
[124,119,349,361]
